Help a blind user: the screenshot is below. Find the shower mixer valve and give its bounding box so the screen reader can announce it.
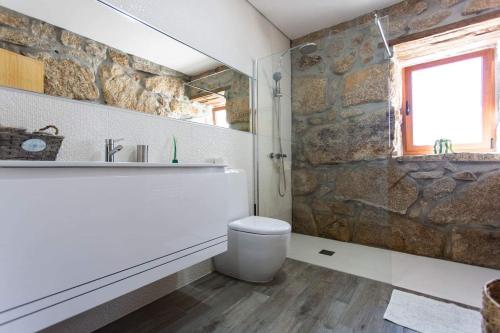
[269,152,287,159]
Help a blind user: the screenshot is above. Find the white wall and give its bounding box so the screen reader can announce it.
[104,0,290,76]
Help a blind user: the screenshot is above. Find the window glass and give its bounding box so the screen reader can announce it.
[411,57,483,146]
[214,110,229,128]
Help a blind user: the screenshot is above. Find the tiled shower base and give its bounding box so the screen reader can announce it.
[288,233,499,308]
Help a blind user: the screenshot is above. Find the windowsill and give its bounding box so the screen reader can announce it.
[394,152,500,162]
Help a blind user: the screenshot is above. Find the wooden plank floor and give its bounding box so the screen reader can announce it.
[95,259,417,333]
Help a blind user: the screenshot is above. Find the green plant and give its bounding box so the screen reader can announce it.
[172,136,178,163]
[433,138,454,154]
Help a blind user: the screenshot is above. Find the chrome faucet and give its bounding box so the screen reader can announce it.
[105,138,124,162]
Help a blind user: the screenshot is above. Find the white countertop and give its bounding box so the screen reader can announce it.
[0,161,226,168]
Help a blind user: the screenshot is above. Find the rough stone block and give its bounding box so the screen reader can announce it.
[144,75,185,98]
[428,170,500,226]
[292,76,327,115]
[0,10,29,29]
[132,55,162,75]
[296,55,322,70]
[409,170,444,179]
[85,41,107,61]
[412,1,429,15]
[335,163,418,214]
[451,227,500,269]
[452,171,477,181]
[292,200,318,236]
[100,64,141,109]
[108,48,130,67]
[441,0,462,7]
[60,30,84,49]
[43,58,99,100]
[463,0,500,15]
[31,21,57,40]
[315,214,351,241]
[409,10,451,31]
[302,109,389,164]
[355,207,446,257]
[423,176,456,200]
[342,64,388,106]
[293,169,318,195]
[331,50,357,74]
[327,37,345,56]
[0,26,36,47]
[359,40,374,64]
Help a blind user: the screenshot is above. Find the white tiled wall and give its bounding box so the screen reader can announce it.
[0,87,254,205]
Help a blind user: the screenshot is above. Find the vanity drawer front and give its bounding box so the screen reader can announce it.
[0,169,228,321]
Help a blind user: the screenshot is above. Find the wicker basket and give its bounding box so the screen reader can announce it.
[482,279,500,333]
[0,125,64,161]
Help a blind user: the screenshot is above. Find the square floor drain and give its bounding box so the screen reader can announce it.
[319,249,335,256]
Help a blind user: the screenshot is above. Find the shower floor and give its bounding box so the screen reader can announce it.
[288,233,500,308]
[96,259,419,333]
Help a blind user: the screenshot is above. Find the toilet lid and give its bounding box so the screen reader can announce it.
[229,216,291,235]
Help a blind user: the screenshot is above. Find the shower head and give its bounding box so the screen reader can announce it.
[274,42,318,83]
[298,42,318,55]
[273,71,282,82]
[279,42,318,58]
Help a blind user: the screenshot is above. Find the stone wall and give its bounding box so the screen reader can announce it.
[291,0,500,269]
[0,6,211,120]
[187,68,251,131]
[293,157,500,268]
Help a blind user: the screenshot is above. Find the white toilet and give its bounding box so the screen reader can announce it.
[214,169,291,283]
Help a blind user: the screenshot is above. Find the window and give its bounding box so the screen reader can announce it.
[213,108,229,128]
[402,49,496,155]
[190,89,229,128]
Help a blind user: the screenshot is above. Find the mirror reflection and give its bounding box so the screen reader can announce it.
[0,5,252,132]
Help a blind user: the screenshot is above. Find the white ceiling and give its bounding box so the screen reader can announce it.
[248,0,402,39]
[0,0,221,75]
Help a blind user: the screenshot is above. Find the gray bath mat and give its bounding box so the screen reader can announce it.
[383,289,481,333]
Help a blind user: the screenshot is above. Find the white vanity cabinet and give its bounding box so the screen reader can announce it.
[0,162,228,332]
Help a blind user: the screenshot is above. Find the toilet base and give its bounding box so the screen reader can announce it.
[214,228,290,283]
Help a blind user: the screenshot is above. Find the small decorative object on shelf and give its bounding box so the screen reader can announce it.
[433,138,454,155]
[136,145,149,163]
[482,279,500,333]
[0,125,64,160]
[171,136,178,163]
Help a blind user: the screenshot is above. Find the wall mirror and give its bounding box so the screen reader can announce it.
[0,0,252,132]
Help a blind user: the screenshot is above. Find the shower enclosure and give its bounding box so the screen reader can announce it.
[254,47,293,222]
[255,14,393,283]
[272,43,318,198]
[254,42,320,222]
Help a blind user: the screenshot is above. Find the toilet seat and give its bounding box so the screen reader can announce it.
[229,216,291,235]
